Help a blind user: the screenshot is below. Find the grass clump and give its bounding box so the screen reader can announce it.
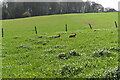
[102,67,120,79]
[60,65,83,77]
[57,53,70,59]
[57,50,80,59]
[16,44,32,50]
[34,40,50,45]
[44,49,56,53]
[92,49,115,57]
[13,36,20,39]
[54,45,66,49]
[67,50,80,56]
[25,38,36,42]
[109,47,119,52]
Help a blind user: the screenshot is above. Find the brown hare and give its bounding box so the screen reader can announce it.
[69,33,76,38]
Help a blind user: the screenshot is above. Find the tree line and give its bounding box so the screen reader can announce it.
[2,1,117,19]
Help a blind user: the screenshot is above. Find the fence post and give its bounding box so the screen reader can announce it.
[66,24,68,32]
[115,21,118,28]
[35,26,37,34]
[89,24,92,29]
[2,28,4,37]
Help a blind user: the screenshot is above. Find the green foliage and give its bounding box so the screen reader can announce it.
[23,11,31,17]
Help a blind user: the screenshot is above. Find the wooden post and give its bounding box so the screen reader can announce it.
[35,26,37,34]
[2,28,4,37]
[66,24,68,32]
[115,21,118,28]
[89,24,92,29]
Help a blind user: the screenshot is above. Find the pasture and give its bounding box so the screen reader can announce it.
[2,12,119,78]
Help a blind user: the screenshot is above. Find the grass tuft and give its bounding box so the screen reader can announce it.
[60,65,83,77]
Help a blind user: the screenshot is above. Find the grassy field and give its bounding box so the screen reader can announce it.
[1,12,119,78]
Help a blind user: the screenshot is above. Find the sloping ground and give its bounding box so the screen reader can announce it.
[1,12,119,78]
[2,12,118,36]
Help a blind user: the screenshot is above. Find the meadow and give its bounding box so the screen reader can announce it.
[1,12,119,78]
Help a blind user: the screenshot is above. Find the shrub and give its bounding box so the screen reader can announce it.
[23,11,31,17]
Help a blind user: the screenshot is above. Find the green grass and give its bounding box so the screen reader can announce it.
[2,12,118,78]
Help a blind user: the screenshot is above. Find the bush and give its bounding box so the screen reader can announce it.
[23,11,31,17]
